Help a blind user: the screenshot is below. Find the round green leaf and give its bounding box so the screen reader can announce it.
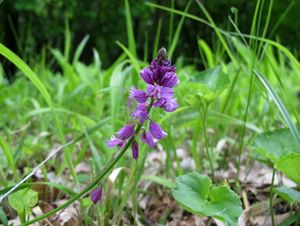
[8,188,38,217]
[253,129,300,184]
[172,172,242,226]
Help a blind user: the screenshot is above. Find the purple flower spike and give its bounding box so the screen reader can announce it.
[140,68,154,84]
[107,48,178,159]
[107,136,125,148]
[132,139,139,160]
[160,72,178,88]
[91,187,103,204]
[150,121,167,140]
[130,87,148,103]
[140,131,155,148]
[116,124,134,140]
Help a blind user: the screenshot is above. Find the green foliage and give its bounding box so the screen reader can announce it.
[182,66,230,107]
[274,186,300,204]
[8,188,38,223]
[0,207,8,226]
[172,172,242,226]
[0,0,300,224]
[254,129,300,184]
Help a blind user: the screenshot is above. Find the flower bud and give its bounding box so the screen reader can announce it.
[91,187,103,204]
[149,121,167,140]
[132,139,139,160]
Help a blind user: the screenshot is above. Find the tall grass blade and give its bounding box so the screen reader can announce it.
[168,1,191,60]
[253,70,300,146]
[197,39,215,68]
[0,118,109,202]
[153,19,162,58]
[0,44,52,107]
[73,35,90,66]
[0,137,17,178]
[125,0,137,57]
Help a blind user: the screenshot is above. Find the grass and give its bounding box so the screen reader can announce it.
[0,0,300,225]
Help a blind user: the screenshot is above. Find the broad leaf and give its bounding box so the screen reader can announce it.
[276,154,300,184]
[8,188,38,220]
[254,128,299,161]
[253,129,300,184]
[172,172,242,226]
[274,186,300,204]
[183,66,230,106]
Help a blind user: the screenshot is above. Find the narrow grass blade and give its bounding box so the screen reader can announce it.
[198,39,215,68]
[153,19,162,58]
[0,44,52,107]
[168,0,191,60]
[254,69,300,146]
[0,182,77,196]
[116,41,140,74]
[125,0,137,57]
[73,35,90,66]
[0,137,17,178]
[0,118,109,202]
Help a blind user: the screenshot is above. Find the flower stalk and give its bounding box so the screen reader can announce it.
[24,47,178,225]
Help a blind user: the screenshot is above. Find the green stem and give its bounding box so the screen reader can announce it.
[25,100,155,225]
[201,109,215,179]
[24,138,133,225]
[269,168,276,226]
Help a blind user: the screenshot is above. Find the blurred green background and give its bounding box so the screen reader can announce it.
[1,0,299,74]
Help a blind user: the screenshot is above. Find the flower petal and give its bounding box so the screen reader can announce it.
[132,139,139,160]
[161,87,174,100]
[161,99,178,112]
[131,103,148,124]
[130,86,148,103]
[107,136,125,148]
[140,131,155,148]
[116,124,134,140]
[149,121,167,139]
[91,187,103,204]
[140,68,154,84]
[160,72,178,88]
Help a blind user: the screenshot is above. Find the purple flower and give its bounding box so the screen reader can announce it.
[140,131,155,148]
[140,68,154,84]
[153,98,166,107]
[130,86,148,103]
[161,99,178,112]
[130,103,148,124]
[107,48,178,159]
[107,136,125,148]
[149,121,167,140]
[160,72,178,88]
[149,48,176,82]
[147,85,174,100]
[91,187,103,204]
[132,139,139,160]
[116,124,134,140]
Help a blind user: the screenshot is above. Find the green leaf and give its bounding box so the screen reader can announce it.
[141,175,175,189]
[109,62,131,131]
[0,207,8,226]
[253,129,300,184]
[172,172,242,226]
[274,186,300,204]
[8,188,38,219]
[276,154,300,185]
[184,66,230,106]
[254,128,300,161]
